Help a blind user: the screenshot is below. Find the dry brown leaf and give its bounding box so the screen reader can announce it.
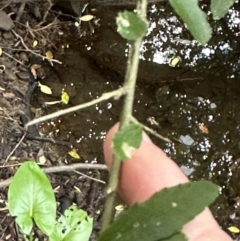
[198,123,209,134]
[30,64,41,79]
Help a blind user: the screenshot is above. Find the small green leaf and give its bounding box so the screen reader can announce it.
[169,0,212,45]
[162,232,187,241]
[61,91,70,104]
[211,0,235,20]
[8,161,56,236]
[112,123,142,160]
[98,181,219,241]
[116,11,148,41]
[50,205,93,241]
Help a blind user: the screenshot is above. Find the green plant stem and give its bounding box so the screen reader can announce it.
[29,231,33,241]
[100,0,147,234]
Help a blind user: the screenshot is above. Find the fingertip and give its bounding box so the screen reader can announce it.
[103,123,152,169]
[103,123,188,205]
[103,124,233,241]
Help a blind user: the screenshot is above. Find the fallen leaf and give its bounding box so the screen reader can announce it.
[61,91,69,104]
[80,14,95,21]
[74,186,81,193]
[33,40,38,47]
[3,92,15,99]
[68,150,80,159]
[38,155,47,165]
[38,82,52,95]
[31,64,42,70]
[198,123,209,134]
[30,64,41,79]
[169,56,182,67]
[228,226,240,233]
[45,50,53,59]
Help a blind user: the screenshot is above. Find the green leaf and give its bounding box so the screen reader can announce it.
[161,232,187,241]
[8,161,56,236]
[116,11,148,41]
[211,0,235,20]
[49,205,93,241]
[169,0,212,45]
[98,181,219,241]
[112,123,142,160]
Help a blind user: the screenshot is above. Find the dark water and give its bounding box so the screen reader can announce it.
[34,1,240,238]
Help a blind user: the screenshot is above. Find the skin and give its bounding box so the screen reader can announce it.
[103,123,233,241]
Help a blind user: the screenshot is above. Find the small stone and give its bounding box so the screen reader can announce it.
[0,11,14,31]
[2,31,13,40]
[4,69,17,81]
[19,52,29,63]
[16,71,30,80]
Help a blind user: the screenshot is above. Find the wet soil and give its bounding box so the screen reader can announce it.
[0,0,240,240]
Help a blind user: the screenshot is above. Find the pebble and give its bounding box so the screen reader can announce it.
[0,11,14,31]
[4,69,17,81]
[16,71,30,81]
[2,31,13,40]
[19,52,29,63]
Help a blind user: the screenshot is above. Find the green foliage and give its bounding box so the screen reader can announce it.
[116,11,148,41]
[8,161,56,236]
[211,0,236,20]
[115,0,235,45]
[50,205,93,241]
[112,123,142,160]
[8,161,93,240]
[169,0,212,45]
[161,232,187,241]
[98,181,219,241]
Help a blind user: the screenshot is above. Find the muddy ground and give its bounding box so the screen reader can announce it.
[0,1,110,240]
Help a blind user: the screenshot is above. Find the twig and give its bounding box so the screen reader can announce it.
[25,87,125,130]
[0,163,107,189]
[0,2,10,11]
[11,30,62,65]
[100,0,148,233]
[4,132,26,165]
[42,163,107,173]
[29,18,58,32]
[2,51,26,66]
[131,116,172,143]
[35,0,53,27]
[0,178,11,189]
[0,163,21,168]
[74,170,106,184]
[15,2,26,22]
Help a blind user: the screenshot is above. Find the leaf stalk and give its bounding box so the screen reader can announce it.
[100,0,148,234]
